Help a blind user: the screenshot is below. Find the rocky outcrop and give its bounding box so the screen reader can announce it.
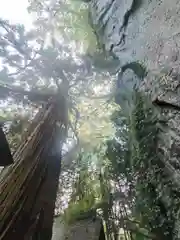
[90,0,180,69]
[89,0,180,239]
[90,0,180,166]
[89,0,180,185]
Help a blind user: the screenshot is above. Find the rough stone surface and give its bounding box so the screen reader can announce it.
[90,0,180,182]
[52,218,103,240]
[89,0,180,238]
[90,0,180,68]
[63,219,102,240]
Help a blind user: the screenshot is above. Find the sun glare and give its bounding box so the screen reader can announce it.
[0,0,32,28]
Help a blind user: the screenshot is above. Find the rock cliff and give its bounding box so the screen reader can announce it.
[89,0,180,239]
[89,0,180,186]
[90,0,180,69]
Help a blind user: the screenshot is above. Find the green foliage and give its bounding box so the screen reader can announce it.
[28,0,98,53]
[0,105,34,151]
[106,85,178,239]
[63,195,96,224]
[87,1,109,52]
[131,93,175,238]
[0,15,116,149]
[62,151,97,224]
[86,51,120,74]
[62,147,113,226]
[2,2,176,240]
[67,0,98,52]
[121,62,147,80]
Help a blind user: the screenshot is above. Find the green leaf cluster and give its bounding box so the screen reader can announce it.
[106,84,178,239]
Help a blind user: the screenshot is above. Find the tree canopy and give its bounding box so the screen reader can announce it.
[0,1,179,240]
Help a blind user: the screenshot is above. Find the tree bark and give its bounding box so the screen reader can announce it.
[0,100,64,240]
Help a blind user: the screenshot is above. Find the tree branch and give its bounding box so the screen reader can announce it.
[0,20,28,57]
[0,84,55,103]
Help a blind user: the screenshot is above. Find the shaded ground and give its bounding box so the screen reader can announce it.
[52,216,66,240]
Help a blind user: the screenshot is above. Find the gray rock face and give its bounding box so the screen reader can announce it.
[90,0,180,170]
[90,0,180,68]
[90,0,180,179]
[89,0,180,239]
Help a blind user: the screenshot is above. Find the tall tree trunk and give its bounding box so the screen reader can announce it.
[0,100,65,240]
